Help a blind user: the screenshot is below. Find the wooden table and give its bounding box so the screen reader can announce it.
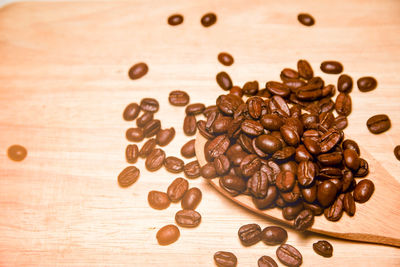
[0,0,399,266]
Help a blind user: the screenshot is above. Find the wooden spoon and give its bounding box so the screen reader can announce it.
[195,132,400,247]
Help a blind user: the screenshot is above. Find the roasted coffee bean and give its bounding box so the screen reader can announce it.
[255,134,282,154]
[324,193,344,221]
[136,111,153,127]
[169,90,189,106]
[248,170,269,198]
[156,224,180,246]
[156,127,175,146]
[217,94,243,116]
[167,177,189,202]
[343,192,356,216]
[342,139,360,156]
[354,158,369,177]
[183,115,197,136]
[294,209,314,231]
[123,103,141,121]
[282,201,304,220]
[303,137,320,155]
[320,128,342,153]
[257,88,273,98]
[317,152,343,166]
[148,190,171,210]
[260,114,284,131]
[280,125,300,147]
[167,14,184,26]
[203,105,218,117]
[184,160,201,178]
[181,139,196,158]
[338,74,353,93]
[313,240,333,257]
[7,144,27,161]
[284,79,307,91]
[357,76,377,92]
[186,103,206,115]
[318,167,343,180]
[280,184,301,203]
[395,145,400,161]
[353,179,374,203]
[126,127,144,142]
[319,112,334,129]
[297,13,315,26]
[205,134,230,161]
[218,52,234,66]
[295,145,313,162]
[201,12,217,27]
[343,149,360,171]
[118,166,140,187]
[280,161,298,174]
[297,59,314,80]
[281,68,299,81]
[139,138,156,158]
[258,256,278,267]
[296,87,322,101]
[276,244,303,267]
[181,187,202,210]
[304,202,324,216]
[128,62,148,80]
[276,171,295,192]
[320,61,343,74]
[247,96,264,119]
[243,81,259,95]
[214,251,237,267]
[198,120,215,139]
[164,156,184,173]
[143,119,161,138]
[213,155,229,175]
[200,162,217,179]
[216,71,233,90]
[366,114,391,134]
[126,144,139,164]
[240,154,262,177]
[330,178,343,192]
[238,133,256,154]
[266,81,291,98]
[261,226,287,245]
[213,116,232,134]
[252,186,278,209]
[145,148,166,171]
[230,86,244,98]
[301,184,317,203]
[297,160,316,187]
[334,115,348,130]
[342,170,355,192]
[140,98,159,113]
[335,93,352,116]
[241,119,264,136]
[317,180,338,207]
[175,209,201,227]
[272,146,296,161]
[205,109,218,130]
[238,223,262,246]
[220,174,246,196]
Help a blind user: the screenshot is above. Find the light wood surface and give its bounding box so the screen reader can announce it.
[0,0,399,266]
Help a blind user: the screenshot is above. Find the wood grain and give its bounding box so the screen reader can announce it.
[0,0,399,266]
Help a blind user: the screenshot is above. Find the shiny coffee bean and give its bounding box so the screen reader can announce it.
[217,94,243,116]
[297,13,315,26]
[126,127,144,142]
[218,52,234,66]
[125,144,139,164]
[136,111,153,128]
[297,59,314,80]
[324,193,344,221]
[276,171,296,192]
[128,62,148,80]
[295,145,313,162]
[343,192,356,216]
[123,103,140,121]
[281,68,299,80]
[338,74,353,93]
[201,12,217,27]
[343,149,360,171]
[140,98,159,113]
[261,226,288,245]
[156,127,175,146]
[181,139,196,158]
[181,187,202,210]
[145,148,166,171]
[230,86,244,98]
[240,154,262,177]
[276,244,303,267]
[342,139,360,156]
[200,162,217,179]
[7,144,27,161]
[301,185,317,203]
[247,96,264,119]
[241,119,264,136]
[334,115,348,130]
[205,134,230,160]
[266,81,291,98]
[354,158,369,177]
[118,166,140,187]
[353,179,374,203]
[303,202,324,216]
[294,209,314,231]
[143,119,161,138]
[183,115,197,136]
[260,114,284,131]
[320,61,343,74]
[247,170,269,198]
[186,103,206,115]
[335,93,352,116]
[280,184,301,203]
[167,14,183,25]
[282,201,304,220]
[317,152,343,166]
[238,223,262,246]
[357,76,377,92]
[243,81,259,95]
[252,186,278,209]
[320,128,342,153]
[220,174,246,196]
[216,71,233,90]
[148,190,170,210]
[156,224,180,246]
[258,256,278,267]
[184,160,201,179]
[167,177,189,202]
[280,125,300,146]
[169,90,190,106]
[366,114,391,134]
[255,134,282,154]
[313,240,333,257]
[214,251,237,267]
[164,156,184,173]
[175,209,201,227]
[297,160,316,187]
[214,155,231,175]
[317,180,338,207]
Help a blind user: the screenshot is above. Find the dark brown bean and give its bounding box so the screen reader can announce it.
[395,145,400,161]
[317,181,338,207]
[297,59,314,80]
[148,190,170,210]
[261,226,288,245]
[357,76,377,92]
[280,184,301,203]
[266,81,291,98]
[128,62,148,80]
[139,138,156,158]
[281,68,299,80]
[200,162,217,179]
[156,224,180,246]
[280,125,300,147]
[181,187,202,210]
[335,93,352,116]
[205,134,230,161]
[313,240,333,257]
[282,201,304,220]
[260,114,284,131]
[164,156,184,173]
[303,202,324,216]
[243,81,259,95]
[167,14,183,26]
[252,186,278,209]
[258,256,278,267]
[186,103,206,115]
[353,179,374,203]
[218,52,234,66]
[126,127,144,142]
[276,171,295,192]
[181,139,196,158]
[334,115,348,130]
[317,152,343,166]
[240,154,261,177]
[183,115,197,136]
[276,244,303,267]
[118,166,140,187]
[366,114,391,134]
[123,103,141,121]
[338,74,353,93]
[301,185,317,203]
[169,90,190,106]
[230,86,244,98]
[143,119,161,138]
[145,148,166,171]
[217,94,243,116]
[294,209,314,231]
[175,209,201,227]
[295,145,313,162]
[343,149,360,171]
[167,177,189,202]
[220,174,246,196]
[320,61,343,74]
[297,161,316,187]
[343,192,356,216]
[214,251,237,267]
[297,13,315,26]
[216,71,233,90]
[342,139,360,156]
[140,98,159,113]
[324,193,344,221]
[136,111,153,128]
[255,134,282,154]
[247,170,269,198]
[320,128,342,153]
[354,158,369,177]
[156,127,175,146]
[238,223,262,246]
[125,144,139,164]
[214,155,231,176]
[184,160,201,179]
[201,12,217,27]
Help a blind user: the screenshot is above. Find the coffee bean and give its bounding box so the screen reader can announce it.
[261,226,288,245]
[258,256,278,267]
[148,190,170,210]
[118,166,140,187]
[143,119,161,138]
[260,114,284,131]
[169,90,190,106]
[240,154,261,177]
[342,139,360,156]
[334,115,348,130]
[276,244,302,267]
[136,111,153,128]
[354,158,369,177]
[247,170,269,198]
[7,144,27,161]
[319,112,335,129]
[357,76,377,92]
[145,148,166,171]
[266,81,291,98]
[247,96,264,119]
[198,120,215,139]
[269,96,290,117]
[201,12,217,27]
[216,72,233,90]
[156,224,180,246]
[335,93,352,116]
[181,187,202,210]
[128,62,148,80]
[175,209,201,227]
[230,86,244,98]
[125,144,139,164]
[295,145,313,162]
[318,167,343,180]
[155,127,175,146]
[320,128,342,153]
[276,171,295,192]
[140,98,159,113]
[139,138,156,158]
[183,115,197,136]
[238,223,262,246]
[395,145,400,161]
[186,103,206,115]
[217,94,243,116]
[167,177,189,202]
[126,127,144,142]
[218,52,234,66]
[317,180,338,207]
[215,155,231,176]
[342,170,355,192]
[353,179,374,203]
[214,251,237,267]
[297,59,314,80]
[164,156,184,173]
[324,193,344,221]
[366,114,391,134]
[294,209,314,231]
[317,152,343,166]
[200,162,217,179]
[313,240,333,257]
[343,149,360,171]
[280,161,298,174]
[205,134,230,161]
[252,186,278,209]
[213,116,232,134]
[297,161,316,187]
[123,103,141,121]
[301,184,317,203]
[338,74,353,93]
[281,68,299,81]
[297,13,315,26]
[181,139,196,158]
[304,202,324,216]
[282,201,304,220]
[280,125,300,146]
[343,192,356,216]
[280,183,301,203]
[243,81,259,95]
[220,174,246,196]
[320,61,343,74]
[184,160,201,178]
[167,14,183,26]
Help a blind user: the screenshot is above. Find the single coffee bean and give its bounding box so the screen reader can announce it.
[295,145,313,162]
[198,120,216,139]
[395,145,400,161]
[156,224,180,246]
[203,105,218,117]
[280,161,298,174]
[318,167,343,180]
[240,154,261,177]
[320,128,342,153]
[338,74,353,93]
[117,166,140,187]
[136,111,153,128]
[280,125,300,147]
[181,187,202,210]
[139,138,156,158]
[303,202,324,216]
[156,127,175,146]
[343,149,360,171]
[181,139,196,158]
[282,201,304,220]
[354,158,369,177]
[140,98,159,113]
[317,180,338,207]
[217,94,243,116]
[218,52,234,66]
[145,148,166,171]
[205,134,230,161]
[294,209,314,231]
[247,96,264,119]
[125,144,139,164]
[201,12,217,27]
[334,115,348,130]
[255,134,282,154]
[261,226,288,245]
[258,256,278,267]
[260,114,284,131]
[126,127,144,142]
[148,190,170,210]
[216,72,233,90]
[335,93,352,116]
[183,160,201,179]
[320,61,343,74]
[123,103,141,121]
[280,184,301,203]
[297,59,314,80]
[252,186,278,209]
[169,90,190,106]
[342,170,355,192]
[230,86,244,98]
[322,84,336,97]
[357,76,377,92]
[247,170,269,198]
[353,179,374,203]
[301,185,317,203]
[324,193,344,221]
[317,152,343,166]
[281,68,299,81]
[319,111,335,129]
[297,13,315,26]
[214,155,231,176]
[7,144,27,161]
[366,114,391,134]
[297,160,316,187]
[342,139,360,156]
[128,62,148,80]
[183,115,197,136]
[238,223,262,246]
[167,177,189,202]
[276,171,295,192]
[220,174,247,196]
[175,209,201,227]
[186,103,206,115]
[243,81,259,95]
[200,162,217,179]
[266,81,291,98]
[213,115,232,134]
[313,240,333,257]
[214,251,237,267]
[164,156,184,173]
[143,119,161,138]
[269,95,290,117]
[276,244,302,267]
[343,192,356,216]
[167,14,183,26]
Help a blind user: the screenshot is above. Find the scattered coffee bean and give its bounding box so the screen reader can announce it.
[136,111,153,128]
[320,61,343,74]
[218,52,234,66]
[7,144,27,161]
[216,71,233,90]
[357,76,377,92]
[261,226,287,245]
[335,93,352,116]
[156,127,175,146]
[184,160,201,178]
[294,209,314,231]
[118,166,140,187]
[183,115,197,135]
[167,177,189,202]
[366,114,391,134]
[243,81,259,95]
[338,74,353,93]
[145,148,166,171]
[181,187,202,210]
[126,127,144,142]
[128,62,148,80]
[297,59,314,80]
[143,119,161,138]
[394,145,400,161]
[214,251,237,267]
[169,90,190,106]
[181,139,196,158]
[139,138,156,158]
[175,209,201,227]
[148,190,170,210]
[276,244,302,267]
[125,144,139,164]
[313,240,333,257]
[353,179,374,203]
[297,13,315,26]
[238,223,262,246]
[186,103,206,115]
[200,162,217,179]
[258,256,278,267]
[140,98,159,113]
[156,224,180,246]
[123,103,141,121]
[201,13,217,27]
[164,156,184,173]
[167,14,183,26]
